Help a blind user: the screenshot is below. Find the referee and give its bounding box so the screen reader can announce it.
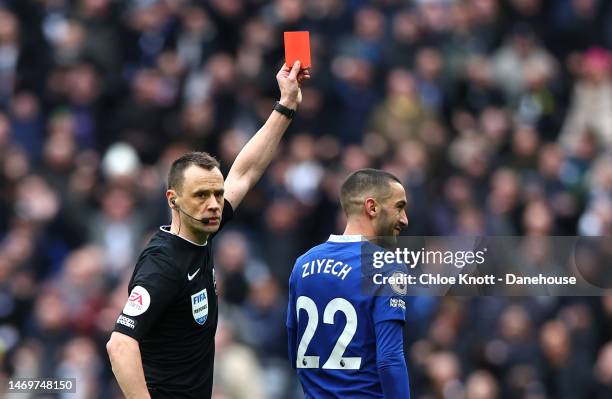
[106,61,309,399]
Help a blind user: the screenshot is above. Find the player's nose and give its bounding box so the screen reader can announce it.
[399,211,408,227]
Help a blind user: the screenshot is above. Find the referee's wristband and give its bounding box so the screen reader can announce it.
[273,101,296,119]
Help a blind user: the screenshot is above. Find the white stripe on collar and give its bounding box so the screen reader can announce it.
[327,234,364,243]
[160,226,208,246]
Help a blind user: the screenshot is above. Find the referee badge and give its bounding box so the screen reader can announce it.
[191,288,209,325]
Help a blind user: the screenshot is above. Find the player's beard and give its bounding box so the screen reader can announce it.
[372,210,399,249]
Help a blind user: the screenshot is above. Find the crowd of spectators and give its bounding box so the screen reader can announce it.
[1,0,612,398]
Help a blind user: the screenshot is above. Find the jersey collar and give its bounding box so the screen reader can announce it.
[160,226,208,247]
[327,234,364,243]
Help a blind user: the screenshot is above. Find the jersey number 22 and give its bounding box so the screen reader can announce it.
[296,296,362,370]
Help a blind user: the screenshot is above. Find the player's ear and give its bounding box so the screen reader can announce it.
[365,198,377,217]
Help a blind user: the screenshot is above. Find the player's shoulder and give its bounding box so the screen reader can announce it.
[295,240,349,263]
[292,239,361,275]
[295,242,328,264]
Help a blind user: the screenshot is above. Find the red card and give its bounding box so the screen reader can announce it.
[284,31,311,69]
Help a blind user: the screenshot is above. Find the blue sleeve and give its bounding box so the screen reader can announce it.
[288,324,297,369]
[286,271,297,368]
[375,320,410,399]
[373,295,406,324]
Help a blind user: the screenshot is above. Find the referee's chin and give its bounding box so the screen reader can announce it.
[194,220,221,235]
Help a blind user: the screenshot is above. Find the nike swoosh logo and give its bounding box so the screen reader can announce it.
[187,269,200,281]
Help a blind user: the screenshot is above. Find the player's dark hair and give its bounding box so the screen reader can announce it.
[340,169,402,216]
[168,151,220,192]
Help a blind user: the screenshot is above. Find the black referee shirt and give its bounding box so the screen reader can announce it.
[114,199,233,399]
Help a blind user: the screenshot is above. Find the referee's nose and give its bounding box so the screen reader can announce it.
[207,195,221,214]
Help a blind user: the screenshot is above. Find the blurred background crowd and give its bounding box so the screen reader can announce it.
[1,0,612,398]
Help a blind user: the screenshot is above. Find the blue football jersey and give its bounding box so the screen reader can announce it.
[287,235,407,398]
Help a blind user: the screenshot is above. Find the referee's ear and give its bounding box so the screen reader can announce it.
[166,189,178,209]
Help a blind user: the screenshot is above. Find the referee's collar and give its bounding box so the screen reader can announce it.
[328,234,364,243]
[160,226,208,247]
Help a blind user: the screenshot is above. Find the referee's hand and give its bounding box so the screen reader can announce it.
[277,60,311,109]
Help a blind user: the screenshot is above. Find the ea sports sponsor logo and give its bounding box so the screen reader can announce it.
[123,285,151,316]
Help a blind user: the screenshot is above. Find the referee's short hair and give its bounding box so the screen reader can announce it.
[340,169,402,216]
[168,151,220,192]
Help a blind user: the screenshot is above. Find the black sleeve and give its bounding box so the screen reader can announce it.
[114,253,182,340]
[214,199,234,234]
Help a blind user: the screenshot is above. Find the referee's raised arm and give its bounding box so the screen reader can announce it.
[224,61,310,210]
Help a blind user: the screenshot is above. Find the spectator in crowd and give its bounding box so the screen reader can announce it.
[560,47,612,154]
